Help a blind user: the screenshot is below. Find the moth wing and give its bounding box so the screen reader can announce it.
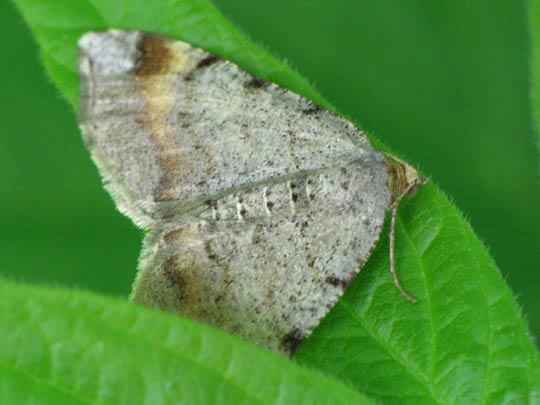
[78,30,379,227]
[131,160,390,356]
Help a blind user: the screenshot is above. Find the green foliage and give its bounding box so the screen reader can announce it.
[6,0,540,402]
[530,0,540,151]
[0,279,370,404]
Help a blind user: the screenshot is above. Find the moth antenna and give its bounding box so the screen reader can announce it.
[390,200,417,304]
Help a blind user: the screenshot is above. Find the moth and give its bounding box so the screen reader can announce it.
[78,30,426,356]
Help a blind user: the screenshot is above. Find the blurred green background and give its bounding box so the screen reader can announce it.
[1,0,539,338]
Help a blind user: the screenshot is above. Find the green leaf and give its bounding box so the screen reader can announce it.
[11,0,540,403]
[529,0,540,158]
[0,279,371,404]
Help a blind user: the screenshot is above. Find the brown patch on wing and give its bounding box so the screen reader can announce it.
[135,34,175,76]
[161,252,209,319]
[162,256,186,292]
[133,35,192,201]
[160,225,232,322]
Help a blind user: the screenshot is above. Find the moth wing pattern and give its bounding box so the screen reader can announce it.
[132,160,390,355]
[78,30,376,228]
[78,30,394,356]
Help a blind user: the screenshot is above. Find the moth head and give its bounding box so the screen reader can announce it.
[384,153,428,204]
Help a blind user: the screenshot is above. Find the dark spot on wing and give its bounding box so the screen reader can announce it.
[325,274,355,289]
[196,55,220,69]
[134,34,174,76]
[280,329,305,356]
[245,76,269,89]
